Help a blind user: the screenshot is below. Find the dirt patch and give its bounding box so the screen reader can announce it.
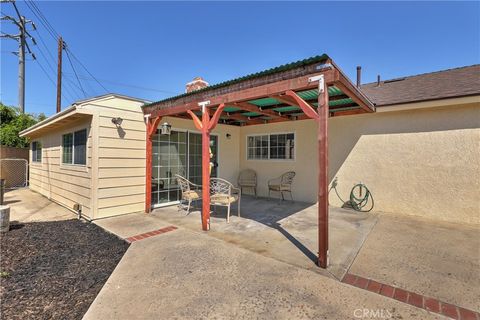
[0,219,129,320]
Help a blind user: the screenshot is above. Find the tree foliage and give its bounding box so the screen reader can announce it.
[0,102,46,148]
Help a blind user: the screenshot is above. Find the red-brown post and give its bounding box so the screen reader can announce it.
[201,107,211,230]
[317,80,329,268]
[145,116,161,213]
[283,75,329,269]
[187,103,225,231]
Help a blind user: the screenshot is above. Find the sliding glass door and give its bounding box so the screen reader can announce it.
[151,130,218,207]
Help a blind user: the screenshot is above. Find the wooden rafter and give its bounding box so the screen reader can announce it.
[233,101,288,120]
[150,70,338,118]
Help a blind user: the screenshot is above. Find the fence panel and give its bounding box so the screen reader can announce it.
[0,159,28,189]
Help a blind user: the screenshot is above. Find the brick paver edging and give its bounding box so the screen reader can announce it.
[126,226,178,243]
[342,273,479,320]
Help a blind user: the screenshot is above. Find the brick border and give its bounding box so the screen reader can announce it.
[342,273,479,320]
[126,226,178,243]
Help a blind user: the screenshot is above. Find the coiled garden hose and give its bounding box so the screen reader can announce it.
[329,177,374,212]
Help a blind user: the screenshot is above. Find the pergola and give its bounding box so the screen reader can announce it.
[142,54,375,268]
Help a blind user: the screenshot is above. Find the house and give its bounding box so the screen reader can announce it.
[19,94,149,220]
[20,57,479,228]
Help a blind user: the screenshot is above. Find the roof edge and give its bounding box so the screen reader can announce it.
[142,54,330,109]
[19,105,78,137]
[361,64,480,87]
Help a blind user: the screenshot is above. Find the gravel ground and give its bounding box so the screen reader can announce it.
[0,219,129,320]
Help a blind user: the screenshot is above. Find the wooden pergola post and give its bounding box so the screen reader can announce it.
[187,102,225,230]
[145,116,162,213]
[284,74,330,268]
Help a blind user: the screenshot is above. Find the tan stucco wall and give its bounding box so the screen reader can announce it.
[239,120,318,201]
[329,103,480,225]
[28,118,94,218]
[239,102,480,225]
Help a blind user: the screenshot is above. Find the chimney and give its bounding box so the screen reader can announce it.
[185,77,209,93]
[377,75,381,86]
[356,66,361,87]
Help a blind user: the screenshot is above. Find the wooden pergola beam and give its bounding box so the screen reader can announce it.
[150,70,338,118]
[233,101,288,120]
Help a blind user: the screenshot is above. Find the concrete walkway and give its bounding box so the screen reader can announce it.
[349,213,480,313]
[83,227,442,320]
[5,188,74,222]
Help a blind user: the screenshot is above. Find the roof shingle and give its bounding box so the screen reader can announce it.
[360,65,480,106]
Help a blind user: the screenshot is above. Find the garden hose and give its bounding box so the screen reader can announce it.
[329,177,374,212]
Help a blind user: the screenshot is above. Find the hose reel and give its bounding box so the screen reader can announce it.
[329,177,374,212]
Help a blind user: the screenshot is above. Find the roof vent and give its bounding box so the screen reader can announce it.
[384,77,406,84]
[185,77,209,93]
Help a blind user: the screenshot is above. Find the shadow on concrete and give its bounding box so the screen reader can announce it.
[210,196,318,265]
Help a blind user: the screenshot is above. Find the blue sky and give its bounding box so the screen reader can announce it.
[1,1,479,116]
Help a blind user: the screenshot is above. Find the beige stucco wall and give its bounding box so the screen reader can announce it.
[329,103,480,225]
[28,118,94,218]
[239,102,480,225]
[239,120,318,201]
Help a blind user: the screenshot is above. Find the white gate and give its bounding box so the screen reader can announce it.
[0,159,29,189]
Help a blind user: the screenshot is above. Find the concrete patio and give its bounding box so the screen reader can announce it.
[83,228,441,320]
[150,196,378,280]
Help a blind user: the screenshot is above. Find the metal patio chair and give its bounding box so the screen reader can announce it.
[175,174,202,214]
[268,171,296,201]
[210,178,241,223]
[237,169,257,196]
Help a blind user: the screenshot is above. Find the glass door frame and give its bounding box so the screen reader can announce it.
[151,128,219,209]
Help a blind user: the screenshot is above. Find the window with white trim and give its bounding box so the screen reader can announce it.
[62,129,87,165]
[31,141,42,163]
[247,133,295,160]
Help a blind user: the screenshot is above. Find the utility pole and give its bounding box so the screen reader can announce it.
[56,36,63,113]
[1,0,37,113]
[18,16,26,112]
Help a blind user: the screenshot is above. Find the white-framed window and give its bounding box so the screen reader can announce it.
[31,141,42,163]
[62,129,87,165]
[247,133,295,160]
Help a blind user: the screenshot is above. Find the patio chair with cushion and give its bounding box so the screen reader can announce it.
[210,178,241,223]
[175,174,202,214]
[268,171,296,201]
[237,169,257,196]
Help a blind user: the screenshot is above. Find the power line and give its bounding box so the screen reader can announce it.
[64,48,86,97]
[63,72,176,95]
[23,0,109,95]
[65,48,109,93]
[24,0,58,40]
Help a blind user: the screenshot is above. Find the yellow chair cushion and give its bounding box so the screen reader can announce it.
[269,184,290,191]
[211,193,237,205]
[183,190,200,200]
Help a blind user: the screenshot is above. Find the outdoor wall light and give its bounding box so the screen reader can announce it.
[111,117,123,126]
[226,133,231,139]
[160,122,172,135]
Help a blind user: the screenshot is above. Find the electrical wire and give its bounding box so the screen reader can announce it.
[65,48,86,97]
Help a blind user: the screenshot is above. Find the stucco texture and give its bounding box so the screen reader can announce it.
[239,103,479,225]
[329,103,480,225]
